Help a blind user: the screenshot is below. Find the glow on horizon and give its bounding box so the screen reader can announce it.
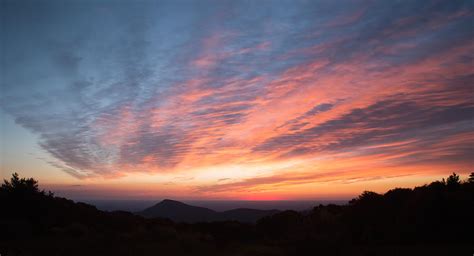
[1,0,473,200]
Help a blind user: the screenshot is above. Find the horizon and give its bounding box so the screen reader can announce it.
[1,0,473,200]
[6,171,468,212]
[80,198,350,212]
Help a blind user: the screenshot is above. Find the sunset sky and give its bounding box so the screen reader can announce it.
[1,0,473,200]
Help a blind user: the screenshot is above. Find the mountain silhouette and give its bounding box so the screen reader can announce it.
[138,199,279,223]
[138,199,218,222]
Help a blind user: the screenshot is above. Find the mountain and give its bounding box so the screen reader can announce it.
[138,199,218,222]
[137,199,279,223]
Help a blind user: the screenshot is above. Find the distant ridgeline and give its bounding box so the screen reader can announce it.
[1,172,473,256]
[137,199,279,223]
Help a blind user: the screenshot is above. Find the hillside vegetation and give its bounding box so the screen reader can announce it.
[1,172,473,256]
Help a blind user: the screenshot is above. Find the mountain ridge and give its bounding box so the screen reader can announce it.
[137,199,279,223]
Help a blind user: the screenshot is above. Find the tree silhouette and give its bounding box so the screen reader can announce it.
[468,172,474,183]
[446,172,460,189]
[1,172,41,195]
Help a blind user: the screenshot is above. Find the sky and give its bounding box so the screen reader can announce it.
[1,0,473,200]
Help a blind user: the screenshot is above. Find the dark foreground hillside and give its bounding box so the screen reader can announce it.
[1,172,473,256]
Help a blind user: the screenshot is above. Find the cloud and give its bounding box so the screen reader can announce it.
[1,0,473,186]
[255,92,474,160]
[195,171,413,194]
